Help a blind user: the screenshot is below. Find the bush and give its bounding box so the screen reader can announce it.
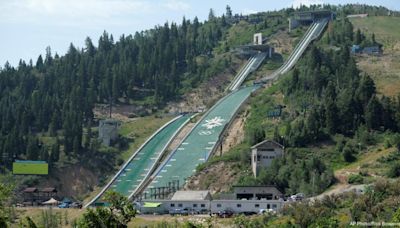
[387,163,400,178]
[348,174,364,184]
[343,146,356,163]
[384,137,392,149]
[116,158,124,166]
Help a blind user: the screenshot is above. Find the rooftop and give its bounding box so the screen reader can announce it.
[251,140,283,149]
[23,187,38,193]
[40,187,57,192]
[15,160,47,164]
[171,191,210,201]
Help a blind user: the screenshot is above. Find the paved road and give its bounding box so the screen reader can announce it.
[144,86,257,194]
[86,114,192,206]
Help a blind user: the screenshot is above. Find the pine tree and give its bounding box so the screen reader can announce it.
[208,8,216,21]
[356,74,376,107]
[26,136,39,160]
[325,100,339,134]
[84,122,92,150]
[40,146,49,161]
[51,140,60,163]
[355,29,362,44]
[226,5,232,18]
[36,55,44,71]
[73,136,81,155]
[365,96,382,130]
[372,33,376,45]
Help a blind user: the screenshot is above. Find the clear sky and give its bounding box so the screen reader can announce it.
[1,0,399,67]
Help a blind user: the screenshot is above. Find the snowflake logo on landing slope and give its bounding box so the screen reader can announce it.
[202,116,225,130]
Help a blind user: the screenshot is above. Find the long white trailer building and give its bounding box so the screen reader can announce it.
[137,189,286,215]
[137,199,285,214]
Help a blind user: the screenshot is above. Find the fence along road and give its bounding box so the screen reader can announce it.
[144,86,257,195]
[85,114,193,207]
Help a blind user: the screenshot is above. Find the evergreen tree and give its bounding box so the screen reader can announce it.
[355,28,362,44]
[208,8,216,21]
[365,96,382,130]
[84,122,92,150]
[26,136,39,160]
[51,140,60,163]
[226,5,232,18]
[73,136,81,155]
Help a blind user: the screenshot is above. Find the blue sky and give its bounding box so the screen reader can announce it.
[1,0,399,66]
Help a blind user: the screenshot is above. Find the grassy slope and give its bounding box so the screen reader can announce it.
[350,16,400,97]
[118,116,173,161]
[82,115,173,203]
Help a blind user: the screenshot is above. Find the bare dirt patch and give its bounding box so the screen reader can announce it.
[356,53,400,97]
[167,57,244,114]
[350,16,400,97]
[220,117,246,154]
[268,30,297,57]
[35,163,99,201]
[185,162,239,194]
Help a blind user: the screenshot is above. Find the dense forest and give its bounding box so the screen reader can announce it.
[1,3,400,228]
[237,14,400,196]
[0,9,234,170]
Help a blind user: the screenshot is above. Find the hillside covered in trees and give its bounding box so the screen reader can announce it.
[0,10,233,169]
[0,2,400,227]
[191,4,400,198]
[0,5,290,195]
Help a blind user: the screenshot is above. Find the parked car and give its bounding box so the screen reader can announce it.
[241,211,257,216]
[259,209,275,214]
[290,193,305,201]
[70,202,82,209]
[58,202,69,208]
[217,208,235,218]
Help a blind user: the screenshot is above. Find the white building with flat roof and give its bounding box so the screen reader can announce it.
[138,189,286,215]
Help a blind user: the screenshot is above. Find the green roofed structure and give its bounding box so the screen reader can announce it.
[143,202,162,208]
[13,160,48,175]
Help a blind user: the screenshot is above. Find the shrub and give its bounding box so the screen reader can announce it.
[348,174,364,184]
[387,163,400,178]
[343,146,356,163]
